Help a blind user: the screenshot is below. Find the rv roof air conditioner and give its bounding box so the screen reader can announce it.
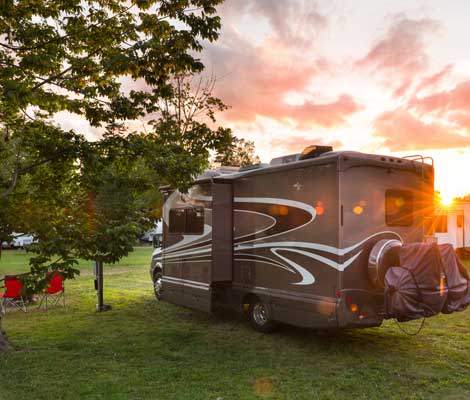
[298,145,333,160]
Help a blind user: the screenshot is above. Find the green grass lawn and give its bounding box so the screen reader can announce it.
[2,248,470,399]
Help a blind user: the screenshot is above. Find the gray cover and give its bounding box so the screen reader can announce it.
[385,243,470,322]
[439,244,470,313]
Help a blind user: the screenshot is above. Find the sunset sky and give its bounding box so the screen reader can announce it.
[54,1,470,202]
[200,0,470,202]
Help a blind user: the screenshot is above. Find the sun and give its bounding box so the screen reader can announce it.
[440,194,454,206]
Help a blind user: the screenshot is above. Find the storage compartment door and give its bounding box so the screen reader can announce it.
[212,183,233,282]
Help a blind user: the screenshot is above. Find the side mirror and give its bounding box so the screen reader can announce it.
[152,236,160,248]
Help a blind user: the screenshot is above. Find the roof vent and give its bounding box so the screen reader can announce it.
[269,153,301,166]
[298,145,333,160]
[239,163,269,172]
[197,166,239,180]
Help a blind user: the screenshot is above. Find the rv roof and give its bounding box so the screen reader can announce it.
[203,150,433,184]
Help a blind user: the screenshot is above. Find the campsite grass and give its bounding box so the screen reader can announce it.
[2,248,470,399]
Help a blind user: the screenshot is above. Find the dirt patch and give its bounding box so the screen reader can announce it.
[252,377,274,398]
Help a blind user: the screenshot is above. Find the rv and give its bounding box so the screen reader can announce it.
[435,201,470,255]
[150,146,436,331]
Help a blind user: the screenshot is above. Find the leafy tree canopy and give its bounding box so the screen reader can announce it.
[213,132,261,168]
[0,0,231,292]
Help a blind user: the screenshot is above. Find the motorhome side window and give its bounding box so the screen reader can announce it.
[185,207,204,234]
[385,190,413,226]
[169,207,204,234]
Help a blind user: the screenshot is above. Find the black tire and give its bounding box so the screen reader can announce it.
[248,298,276,333]
[153,270,163,301]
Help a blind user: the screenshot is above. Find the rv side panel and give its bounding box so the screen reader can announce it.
[212,183,233,282]
[231,162,340,328]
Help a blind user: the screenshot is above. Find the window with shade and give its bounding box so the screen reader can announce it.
[169,206,204,234]
[385,190,414,227]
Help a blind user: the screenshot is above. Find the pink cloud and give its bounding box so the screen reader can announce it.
[289,95,361,128]
[373,108,470,151]
[357,17,439,74]
[269,135,342,154]
[206,30,360,128]
[409,81,470,115]
[356,16,440,96]
[414,64,453,94]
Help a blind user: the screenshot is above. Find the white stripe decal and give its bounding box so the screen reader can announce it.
[340,231,403,255]
[234,231,403,256]
[271,248,315,285]
[163,223,212,254]
[162,276,209,287]
[234,197,316,246]
[234,258,293,270]
[233,209,277,240]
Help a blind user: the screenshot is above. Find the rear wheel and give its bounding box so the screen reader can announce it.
[249,298,276,333]
[153,271,163,300]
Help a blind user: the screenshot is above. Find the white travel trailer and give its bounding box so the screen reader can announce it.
[435,201,470,253]
[1,233,36,249]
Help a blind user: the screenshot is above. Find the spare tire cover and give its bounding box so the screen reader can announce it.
[368,239,402,288]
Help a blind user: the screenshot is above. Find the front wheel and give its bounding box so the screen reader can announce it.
[153,271,163,300]
[249,298,276,333]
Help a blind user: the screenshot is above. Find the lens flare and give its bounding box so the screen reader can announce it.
[441,195,454,206]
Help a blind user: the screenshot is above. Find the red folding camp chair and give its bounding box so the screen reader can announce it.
[0,275,27,313]
[38,273,65,310]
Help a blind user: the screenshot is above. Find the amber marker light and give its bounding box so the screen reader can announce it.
[315,201,324,216]
[349,303,358,313]
[353,206,363,215]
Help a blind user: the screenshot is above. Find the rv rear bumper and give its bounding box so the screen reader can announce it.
[336,289,384,328]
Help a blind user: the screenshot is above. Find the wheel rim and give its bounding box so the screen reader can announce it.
[253,302,268,325]
[154,275,162,297]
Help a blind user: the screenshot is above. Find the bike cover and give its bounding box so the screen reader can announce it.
[385,243,470,322]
